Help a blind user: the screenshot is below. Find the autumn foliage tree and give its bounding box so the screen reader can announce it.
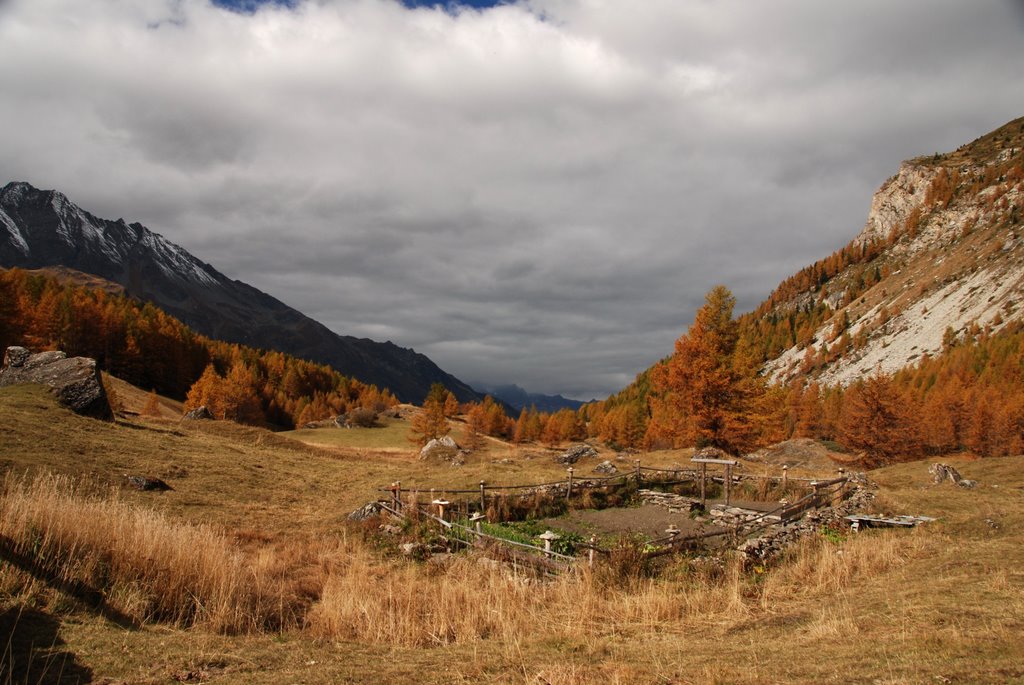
[409,383,450,446]
[839,372,919,466]
[1,268,397,429]
[141,389,162,417]
[645,285,775,454]
[465,396,511,439]
[512,407,543,444]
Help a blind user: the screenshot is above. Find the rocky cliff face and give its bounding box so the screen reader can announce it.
[855,162,941,247]
[0,182,480,403]
[764,116,1024,386]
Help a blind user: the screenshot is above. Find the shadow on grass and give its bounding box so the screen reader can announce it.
[113,419,184,436]
[0,606,93,684]
[0,534,138,631]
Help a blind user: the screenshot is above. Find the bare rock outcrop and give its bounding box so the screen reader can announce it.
[182,405,214,421]
[420,435,460,461]
[1,346,112,420]
[928,463,976,489]
[556,443,598,465]
[855,162,940,247]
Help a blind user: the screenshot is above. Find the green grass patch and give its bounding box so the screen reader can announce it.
[448,518,584,556]
[284,417,414,451]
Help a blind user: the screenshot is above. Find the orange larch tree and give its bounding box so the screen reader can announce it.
[645,285,773,454]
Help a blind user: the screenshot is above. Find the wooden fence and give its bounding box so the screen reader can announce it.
[379,458,835,511]
[374,461,853,572]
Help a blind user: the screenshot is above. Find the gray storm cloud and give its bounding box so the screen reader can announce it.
[1,0,1022,399]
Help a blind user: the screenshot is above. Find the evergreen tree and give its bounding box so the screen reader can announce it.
[645,285,773,454]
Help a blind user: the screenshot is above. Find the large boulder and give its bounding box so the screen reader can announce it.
[928,463,976,489]
[182,405,214,421]
[420,435,460,461]
[1,346,113,420]
[556,443,598,465]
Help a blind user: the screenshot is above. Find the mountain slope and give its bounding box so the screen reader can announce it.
[0,181,478,403]
[758,116,1024,385]
[587,116,1024,451]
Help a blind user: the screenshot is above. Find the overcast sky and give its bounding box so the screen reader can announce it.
[1,0,1022,399]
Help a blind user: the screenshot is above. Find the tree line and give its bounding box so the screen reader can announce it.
[0,268,397,427]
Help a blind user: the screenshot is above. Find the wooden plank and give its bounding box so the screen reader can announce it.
[691,457,738,465]
[845,514,936,528]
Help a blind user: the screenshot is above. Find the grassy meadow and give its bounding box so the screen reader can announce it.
[2,384,1024,684]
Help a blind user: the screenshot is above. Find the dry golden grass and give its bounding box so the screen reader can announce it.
[103,371,183,418]
[0,472,313,633]
[0,470,918,658]
[4,384,1024,683]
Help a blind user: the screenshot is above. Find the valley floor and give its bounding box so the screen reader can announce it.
[2,385,1024,684]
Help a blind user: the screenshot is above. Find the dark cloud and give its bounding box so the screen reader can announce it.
[1,0,1022,399]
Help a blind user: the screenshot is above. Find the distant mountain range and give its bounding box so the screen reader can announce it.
[0,181,479,403]
[472,382,589,413]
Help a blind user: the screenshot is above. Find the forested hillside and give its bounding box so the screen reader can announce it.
[579,117,1024,461]
[0,268,397,427]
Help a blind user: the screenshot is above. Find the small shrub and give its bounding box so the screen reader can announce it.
[597,534,655,587]
[347,407,379,428]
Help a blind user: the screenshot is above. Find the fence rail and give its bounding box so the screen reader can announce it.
[377,457,842,505]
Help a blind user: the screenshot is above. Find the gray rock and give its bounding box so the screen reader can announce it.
[1,346,112,420]
[3,346,30,367]
[929,463,973,487]
[556,443,598,465]
[400,542,428,558]
[125,475,173,491]
[348,501,382,521]
[420,435,460,461]
[593,460,618,474]
[693,446,733,461]
[182,405,214,421]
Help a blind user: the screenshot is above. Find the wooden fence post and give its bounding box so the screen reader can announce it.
[479,480,486,512]
[470,512,485,536]
[665,524,680,550]
[700,462,707,507]
[635,459,642,485]
[588,534,597,567]
[725,463,733,505]
[833,469,846,507]
[566,468,574,500]
[782,465,788,490]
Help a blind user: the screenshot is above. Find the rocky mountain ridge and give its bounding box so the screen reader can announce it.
[0,181,480,403]
[763,116,1024,386]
